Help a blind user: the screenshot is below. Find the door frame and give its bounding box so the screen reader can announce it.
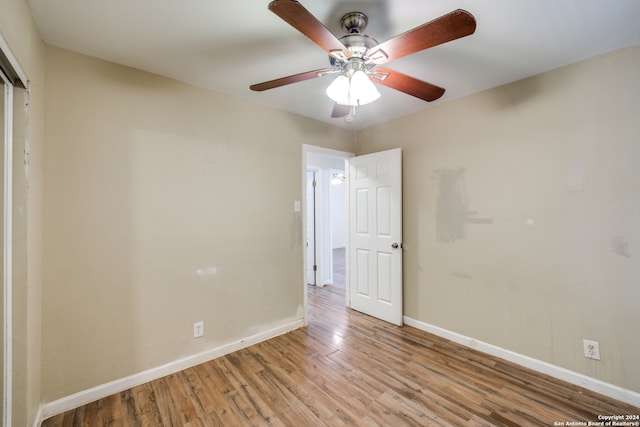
[302,144,353,324]
[0,64,13,427]
[0,32,25,427]
[0,66,11,427]
[304,168,318,285]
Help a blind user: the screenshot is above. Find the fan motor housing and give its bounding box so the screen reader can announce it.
[329,33,378,69]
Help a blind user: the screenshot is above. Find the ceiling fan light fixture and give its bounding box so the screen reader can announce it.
[350,70,380,105]
[326,69,380,106]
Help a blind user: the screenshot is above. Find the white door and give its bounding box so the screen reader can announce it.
[349,148,403,325]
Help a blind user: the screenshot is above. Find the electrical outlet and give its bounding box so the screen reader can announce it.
[193,321,204,338]
[583,339,600,360]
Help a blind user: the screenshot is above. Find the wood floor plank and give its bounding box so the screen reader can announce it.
[149,376,185,426]
[253,368,330,426]
[118,389,138,427]
[42,283,639,426]
[96,393,123,426]
[222,353,287,427]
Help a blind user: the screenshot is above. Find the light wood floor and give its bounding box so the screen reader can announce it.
[43,284,638,426]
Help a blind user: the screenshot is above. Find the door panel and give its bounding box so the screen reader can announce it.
[377,186,391,236]
[355,249,370,296]
[377,252,392,302]
[355,188,368,233]
[349,148,402,325]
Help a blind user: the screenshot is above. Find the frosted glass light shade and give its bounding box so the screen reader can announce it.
[349,70,380,105]
[326,71,380,106]
[325,75,351,105]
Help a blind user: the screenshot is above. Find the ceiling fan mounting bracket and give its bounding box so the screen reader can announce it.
[370,70,390,82]
[340,12,368,34]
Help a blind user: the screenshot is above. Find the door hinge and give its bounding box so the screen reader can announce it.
[313,265,317,271]
[312,180,316,187]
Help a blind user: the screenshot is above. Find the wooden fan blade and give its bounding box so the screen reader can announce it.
[366,9,476,64]
[331,103,351,118]
[373,68,445,102]
[250,68,333,91]
[268,0,350,59]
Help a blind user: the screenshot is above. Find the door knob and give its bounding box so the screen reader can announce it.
[391,242,402,249]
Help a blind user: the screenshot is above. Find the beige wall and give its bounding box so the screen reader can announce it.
[41,46,354,401]
[357,46,640,393]
[0,0,45,425]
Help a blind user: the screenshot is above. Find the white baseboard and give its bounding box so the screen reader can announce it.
[403,316,640,408]
[35,318,305,425]
[31,405,44,427]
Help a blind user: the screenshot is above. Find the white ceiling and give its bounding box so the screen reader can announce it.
[27,0,640,130]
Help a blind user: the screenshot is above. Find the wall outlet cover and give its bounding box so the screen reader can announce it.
[583,339,600,360]
[193,321,204,338]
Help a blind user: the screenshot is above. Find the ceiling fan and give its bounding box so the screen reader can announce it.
[250,0,477,120]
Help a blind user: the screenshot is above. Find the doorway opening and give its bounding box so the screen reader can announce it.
[305,159,346,288]
[302,146,404,326]
[302,145,353,319]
